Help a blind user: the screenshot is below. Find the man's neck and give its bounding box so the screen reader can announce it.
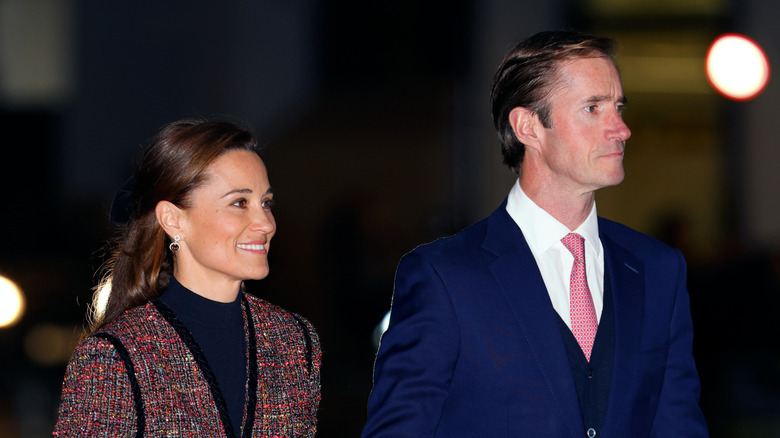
[518,177,596,231]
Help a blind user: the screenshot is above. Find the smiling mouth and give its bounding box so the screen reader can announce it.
[237,243,266,251]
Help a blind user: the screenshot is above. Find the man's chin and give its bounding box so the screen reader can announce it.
[599,170,625,188]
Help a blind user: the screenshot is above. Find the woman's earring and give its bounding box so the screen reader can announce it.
[169,234,181,252]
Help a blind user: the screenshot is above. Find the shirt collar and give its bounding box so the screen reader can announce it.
[506,179,601,255]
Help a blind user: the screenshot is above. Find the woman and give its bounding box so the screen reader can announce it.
[54,118,321,437]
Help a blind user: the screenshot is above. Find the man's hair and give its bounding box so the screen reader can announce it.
[491,30,617,172]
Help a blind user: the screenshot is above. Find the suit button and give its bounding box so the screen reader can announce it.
[587,368,593,378]
[587,427,596,437]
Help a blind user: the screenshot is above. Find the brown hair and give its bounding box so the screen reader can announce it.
[91,118,259,331]
[491,30,617,173]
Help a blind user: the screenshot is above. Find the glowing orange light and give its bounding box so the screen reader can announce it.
[706,34,770,101]
[0,276,25,328]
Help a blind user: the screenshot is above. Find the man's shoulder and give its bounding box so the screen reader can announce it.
[598,216,679,259]
[401,205,517,272]
[410,213,493,257]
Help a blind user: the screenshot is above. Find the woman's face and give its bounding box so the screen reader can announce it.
[174,149,276,298]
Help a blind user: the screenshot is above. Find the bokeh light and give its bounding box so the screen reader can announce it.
[0,275,25,328]
[706,33,770,101]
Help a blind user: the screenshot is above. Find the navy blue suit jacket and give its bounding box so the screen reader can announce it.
[362,203,708,437]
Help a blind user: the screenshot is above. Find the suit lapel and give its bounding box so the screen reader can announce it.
[483,207,583,438]
[599,229,646,432]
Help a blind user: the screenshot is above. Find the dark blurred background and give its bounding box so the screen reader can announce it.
[1,0,779,436]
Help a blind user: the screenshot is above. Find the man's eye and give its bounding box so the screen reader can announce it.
[233,199,247,208]
[585,105,597,113]
[616,104,625,115]
[262,199,275,209]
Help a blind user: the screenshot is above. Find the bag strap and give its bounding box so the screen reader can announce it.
[92,332,145,437]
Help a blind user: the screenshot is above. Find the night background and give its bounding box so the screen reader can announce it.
[1,0,779,436]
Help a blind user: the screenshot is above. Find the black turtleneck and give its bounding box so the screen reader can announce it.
[160,276,247,437]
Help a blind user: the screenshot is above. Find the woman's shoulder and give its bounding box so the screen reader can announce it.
[97,301,164,338]
[242,293,309,325]
[64,304,161,376]
[86,301,180,361]
[243,294,320,350]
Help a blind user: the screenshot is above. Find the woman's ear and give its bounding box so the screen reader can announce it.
[508,107,543,153]
[155,200,184,239]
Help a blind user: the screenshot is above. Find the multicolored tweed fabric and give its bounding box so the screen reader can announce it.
[53,293,321,437]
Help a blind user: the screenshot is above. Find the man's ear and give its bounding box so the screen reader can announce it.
[508,107,543,152]
[155,200,184,239]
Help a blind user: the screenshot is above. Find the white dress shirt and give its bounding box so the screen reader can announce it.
[505,180,604,328]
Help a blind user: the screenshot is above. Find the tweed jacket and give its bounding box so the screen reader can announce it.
[54,293,321,437]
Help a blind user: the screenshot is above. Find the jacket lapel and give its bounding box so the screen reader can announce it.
[483,206,583,438]
[599,230,646,433]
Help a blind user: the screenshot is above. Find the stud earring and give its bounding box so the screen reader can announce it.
[169,234,181,252]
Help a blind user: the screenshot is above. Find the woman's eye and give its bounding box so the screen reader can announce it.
[233,199,247,208]
[262,198,275,209]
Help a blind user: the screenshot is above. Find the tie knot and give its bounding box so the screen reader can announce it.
[561,233,585,261]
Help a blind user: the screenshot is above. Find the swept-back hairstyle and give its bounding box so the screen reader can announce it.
[92,118,259,331]
[491,30,617,173]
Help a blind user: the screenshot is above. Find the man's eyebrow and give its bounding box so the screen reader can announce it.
[584,94,627,104]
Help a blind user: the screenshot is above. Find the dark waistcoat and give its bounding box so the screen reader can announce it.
[557,272,616,437]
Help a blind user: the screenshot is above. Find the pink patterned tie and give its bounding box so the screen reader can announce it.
[561,233,598,361]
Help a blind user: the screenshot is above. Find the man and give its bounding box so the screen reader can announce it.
[362,30,708,437]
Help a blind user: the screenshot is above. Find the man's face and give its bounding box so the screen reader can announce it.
[535,57,631,195]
